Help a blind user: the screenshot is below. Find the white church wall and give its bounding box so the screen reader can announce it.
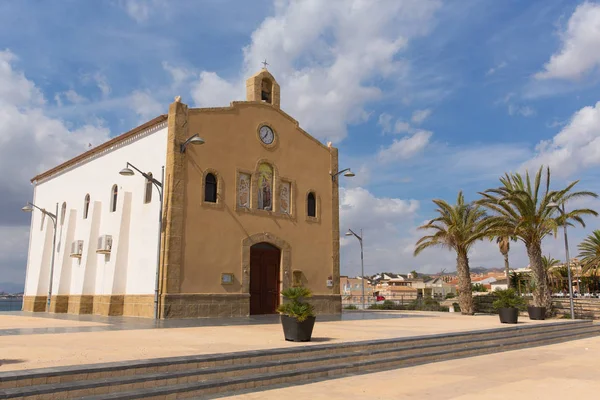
[24,123,168,298]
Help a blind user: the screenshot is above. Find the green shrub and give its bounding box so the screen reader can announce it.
[492,288,526,310]
[452,302,461,312]
[368,298,447,312]
[344,304,358,310]
[277,287,315,322]
[369,300,406,310]
[444,293,456,299]
[472,283,488,292]
[415,297,445,311]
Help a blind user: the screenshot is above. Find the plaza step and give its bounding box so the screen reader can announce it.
[0,319,598,400]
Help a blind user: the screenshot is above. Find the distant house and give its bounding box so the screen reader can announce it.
[340,276,374,306]
[491,279,508,291]
[414,277,456,298]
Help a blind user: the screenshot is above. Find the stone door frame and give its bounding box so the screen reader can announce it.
[241,232,291,295]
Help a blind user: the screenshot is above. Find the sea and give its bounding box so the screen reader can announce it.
[0,298,23,312]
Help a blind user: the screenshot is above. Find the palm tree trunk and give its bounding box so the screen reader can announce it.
[456,251,474,315]
[526,241,551,310]
[504,253,510,289]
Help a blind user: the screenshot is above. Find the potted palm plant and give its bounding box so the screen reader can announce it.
[526,280,546,320]
[277,286,316,342]
[493,288,525,324]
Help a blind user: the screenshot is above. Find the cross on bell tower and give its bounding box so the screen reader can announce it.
[261,59,269,69]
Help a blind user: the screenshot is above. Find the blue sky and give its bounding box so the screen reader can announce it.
[1,0,600,288]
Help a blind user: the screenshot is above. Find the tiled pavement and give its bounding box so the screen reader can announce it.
[0,311,423,336]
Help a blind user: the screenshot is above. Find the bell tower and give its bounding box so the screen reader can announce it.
[246,68,280,109]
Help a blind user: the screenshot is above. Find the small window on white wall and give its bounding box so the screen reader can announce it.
[84,194,90,219]
[110,185,118,213]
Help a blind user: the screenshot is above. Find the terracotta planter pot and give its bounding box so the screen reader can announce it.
[527,306,546,320]
[280,315,316,342]
[498,307,519,324]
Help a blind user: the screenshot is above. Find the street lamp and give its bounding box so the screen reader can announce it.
[330,168,355,181]
[22,202,58,312]
[180,134,205,153]
[119,162,165,320]
[548,202,575,319]
[345,228,365,310]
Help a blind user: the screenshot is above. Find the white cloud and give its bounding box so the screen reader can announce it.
[54,89,87,106]
[535,2,600,80]
[93,73,111,98]
[0,49,111,215]
[508,104,535,117]
[498,92,535,117]
[485,61,507,76]
[191,71,242,108]
[339,186,420,274]
[378,113,393,133]
[65,89,87,104]
[191,0,442,143]
[378,130,432,163]
[120,0,168,23]
[0,51,44,107]
[340,187,419,232]
[130,90,164,121]
[378,113,411,134]
[394,120,411,133]
[162,62,194,88]
[411,109,432,124]
[523,101,600,177]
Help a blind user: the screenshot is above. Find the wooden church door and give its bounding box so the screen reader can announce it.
[249,243,281,315]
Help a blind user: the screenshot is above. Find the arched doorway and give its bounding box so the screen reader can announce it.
[250,242,281,315]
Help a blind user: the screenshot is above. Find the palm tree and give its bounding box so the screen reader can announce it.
[509,271,528,295]
[578,230,600,275]
[542,255,561,292]
[414,191,491,315]
[479,166,597,310]
[495,236,515,288]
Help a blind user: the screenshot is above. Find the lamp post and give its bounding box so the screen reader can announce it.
[345,229,365,310]
[119,163,165,320]
[330,168,355,181]
[119,134,204,319]
[22,202,58,312]
[549,202,575,319]
[180,134,205,153]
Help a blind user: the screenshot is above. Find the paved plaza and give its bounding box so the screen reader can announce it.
[0,311,558,372]
[223,335,600,399]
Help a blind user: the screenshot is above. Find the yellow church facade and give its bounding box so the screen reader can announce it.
[22,69,345,319]
[161,69,343,318]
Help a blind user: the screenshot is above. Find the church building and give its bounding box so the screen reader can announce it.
[22,68,350,319]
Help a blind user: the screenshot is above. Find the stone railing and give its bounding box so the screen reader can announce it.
[473,295,497,314]
[552,298,600,319]
[473,294,600,319]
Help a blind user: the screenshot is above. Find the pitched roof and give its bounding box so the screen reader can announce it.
[31,115,168,183]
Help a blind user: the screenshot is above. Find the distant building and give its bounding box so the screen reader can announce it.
[340,276,374,306]
[491,279,508,291]
[413,277,456,298]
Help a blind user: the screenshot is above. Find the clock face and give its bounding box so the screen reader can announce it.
[259,125,275,145]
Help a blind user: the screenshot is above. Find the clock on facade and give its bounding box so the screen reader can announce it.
[259,125,275,145]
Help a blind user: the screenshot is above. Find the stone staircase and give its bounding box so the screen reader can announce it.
[1,320,598,400]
